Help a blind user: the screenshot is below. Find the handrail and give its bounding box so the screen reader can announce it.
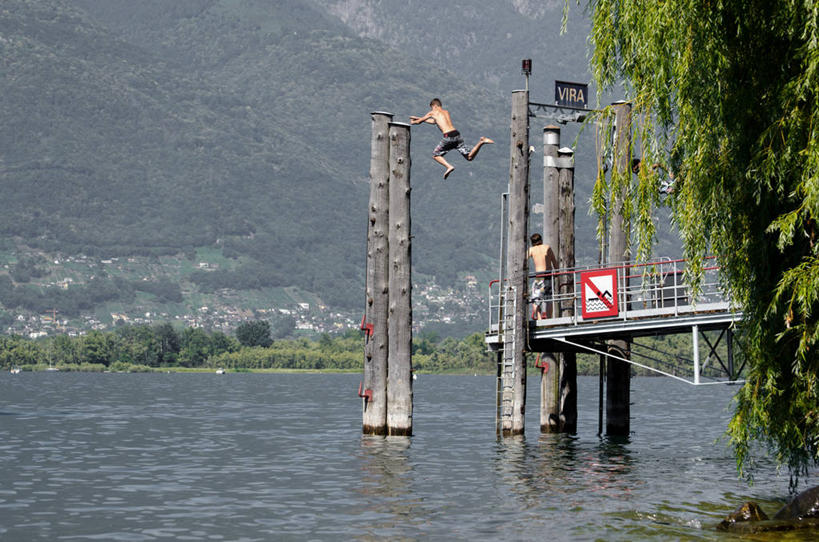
[488,256,733,331]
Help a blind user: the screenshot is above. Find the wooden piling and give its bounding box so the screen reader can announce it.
[557,146,577,433]
[387,122,413,436]
[540,125,560,432]
[363,111,392,435]
[502,90,530,436]
[606,101,632,436]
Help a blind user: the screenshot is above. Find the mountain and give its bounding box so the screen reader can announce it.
[68,0,523,273]
[313,0,592,96]
[1,0,674,331]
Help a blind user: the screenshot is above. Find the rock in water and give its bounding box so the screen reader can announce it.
[774,485,819,520]
[717,501,769,531]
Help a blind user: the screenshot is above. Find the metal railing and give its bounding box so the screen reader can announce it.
[488,257,733,333]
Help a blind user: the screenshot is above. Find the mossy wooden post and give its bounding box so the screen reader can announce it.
[557,146,577,433]
[387,122,412,436]
[503,89,530,436]
[540,125,560,432]
[606,101,632,436]
[363,111,392,435]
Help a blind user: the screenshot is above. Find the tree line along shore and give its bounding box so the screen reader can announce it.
[0,322,494,374]
[1,321,697,376]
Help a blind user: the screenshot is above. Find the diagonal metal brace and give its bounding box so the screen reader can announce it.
[700,328,727,375]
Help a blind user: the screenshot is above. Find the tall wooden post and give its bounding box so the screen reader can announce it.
[540,125,560,432]
[502,90,530,436]
[596,118,608,436]
[606,101,632,436]
[557,146,577,433]
[387,122,413,436]
[363,111,392,435]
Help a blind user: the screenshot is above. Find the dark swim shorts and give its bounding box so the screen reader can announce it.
[433,130,472,158]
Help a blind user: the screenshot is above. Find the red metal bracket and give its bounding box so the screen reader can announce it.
[358,381,373,402]
[360,314,374,337]
[534,354,550,372]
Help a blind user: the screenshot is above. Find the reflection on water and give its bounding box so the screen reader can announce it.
[0,373,815,540]
[359,435,413,491]
[492,433,640,538]
[355,436,421,538]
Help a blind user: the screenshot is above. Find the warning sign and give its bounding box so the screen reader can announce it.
[580,268,619,319]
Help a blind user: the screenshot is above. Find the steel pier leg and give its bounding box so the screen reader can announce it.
[598,354,606,435]
[693,325,700,385]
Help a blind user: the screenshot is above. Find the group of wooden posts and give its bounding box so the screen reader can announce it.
[362,94,634,438]
[502,91,633,437]
[361,112,413,436]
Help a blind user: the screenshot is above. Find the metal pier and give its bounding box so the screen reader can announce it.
[486,257,744,385]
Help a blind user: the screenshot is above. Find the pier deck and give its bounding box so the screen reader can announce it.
[486,257,743,384]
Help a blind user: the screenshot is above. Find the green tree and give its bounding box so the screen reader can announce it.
[413,330,440,356]
[153,323,180,365]
[80,331,116,366]
[0,335,42,368]
[178,327,212,367]
[235,320,273,348]
[209,331,240,357]
[116,325,161,367]
[583,0,819,477]
[52,334,82,365]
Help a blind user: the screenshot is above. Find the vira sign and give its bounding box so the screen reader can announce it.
[555,80,588,108]
[580,268,619,319]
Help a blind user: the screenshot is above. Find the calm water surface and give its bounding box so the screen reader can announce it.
[0,372,814,540]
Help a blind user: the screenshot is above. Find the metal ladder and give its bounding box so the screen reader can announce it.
[497,285,517,430]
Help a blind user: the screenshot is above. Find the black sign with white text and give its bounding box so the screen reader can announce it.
[554,81,588,108]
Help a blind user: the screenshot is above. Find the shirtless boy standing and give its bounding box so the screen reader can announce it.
[528,233,558,319]
[410,98,493,179]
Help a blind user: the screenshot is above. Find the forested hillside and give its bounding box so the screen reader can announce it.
[1,0,513,312]
[69,0,525,280]
[0,0,673,326]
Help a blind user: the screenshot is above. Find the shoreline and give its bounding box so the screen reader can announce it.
[5,365,671,377]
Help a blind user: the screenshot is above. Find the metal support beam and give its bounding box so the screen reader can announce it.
[693,325,700,386]
[598,354,606,435]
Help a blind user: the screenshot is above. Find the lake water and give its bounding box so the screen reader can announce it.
[0,372,814,541]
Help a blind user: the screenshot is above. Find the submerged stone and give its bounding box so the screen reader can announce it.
[718,486,819,533]
[717,501,769,531]
[774,485,819,520]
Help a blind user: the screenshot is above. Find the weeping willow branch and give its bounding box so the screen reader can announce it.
[577,0,819,478]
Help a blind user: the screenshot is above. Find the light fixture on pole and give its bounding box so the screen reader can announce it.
[521,59,532,91]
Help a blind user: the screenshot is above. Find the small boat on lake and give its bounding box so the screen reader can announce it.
[10,366,22,374]
[216,368,226,374]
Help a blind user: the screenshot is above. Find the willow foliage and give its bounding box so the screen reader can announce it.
[581,0,819,477]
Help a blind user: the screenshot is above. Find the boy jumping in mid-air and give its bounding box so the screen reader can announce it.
[410,98,493,179]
